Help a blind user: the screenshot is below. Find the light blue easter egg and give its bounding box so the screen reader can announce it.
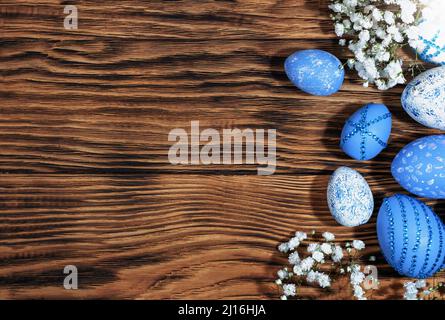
[377,194,445,279]
[392,135,445,199]
[340,103,392,161]
[284,49,344,96]
[327,167,374,227]
[401,66,445,131]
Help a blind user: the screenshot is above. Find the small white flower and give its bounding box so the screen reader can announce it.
[329,3,344,13]
[405,24,419,38]
[320,243,333,255]
[350,271,365,286]
[372,8,383,22]
[295,231,307,241]
[275,279,282,285]
[307,243,319,253]
[351,264,360,273]
[277,269,288,280]
[375,27,386,39]
[369,256,376,262]
[382,34,392,47]
[353,285,365,300]
[278,243,289,253]
[335,23,345,37]
[306,270,318,283]
[376,50,390,62]
[288,251,300,265]
[347,58,355,69]
[383,11,395,24]
[404,282,419,300]
[300,257,315,271]
[415,280,426,289]
[280,295,288,300]
[332,245,344,263]
[287,237,300,250]
[329,0,420,90]
[358,29,370,43]
[317,273,331,288]
[293,265,304,276]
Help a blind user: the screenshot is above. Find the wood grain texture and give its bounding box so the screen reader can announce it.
[0,0,443,300]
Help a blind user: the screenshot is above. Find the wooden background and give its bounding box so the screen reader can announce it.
[0,0,443,300]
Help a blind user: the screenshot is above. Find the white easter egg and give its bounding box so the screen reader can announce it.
[401,66,445,131]
[327,167,374,227]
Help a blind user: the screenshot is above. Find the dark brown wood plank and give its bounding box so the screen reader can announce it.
[0,174,442,299]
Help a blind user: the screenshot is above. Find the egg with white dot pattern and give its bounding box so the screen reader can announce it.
[340,103,392,161]
[392,135,445,199]
[327,167,374,227]
[401,66,445,131]
[377,194,445,279]
[284,49,344,96]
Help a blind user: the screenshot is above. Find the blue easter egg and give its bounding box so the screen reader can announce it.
[392,135,445,199]
[327,167,374,227]
[377,194,445,278]
[401,66,445,131]
[340,103,392,161]
[284,49,344,96]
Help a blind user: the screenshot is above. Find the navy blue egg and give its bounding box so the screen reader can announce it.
[340,103,392,161]
[377,194,445,279]
[392,135,445,199]
[284,49,344,96]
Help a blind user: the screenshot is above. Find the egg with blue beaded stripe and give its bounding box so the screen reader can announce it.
[401,66,445,131]
[377,194,445,279]
[340,103,392,161]
[327,167,374,227]
[284,49,344,96]
[392,135,445,199]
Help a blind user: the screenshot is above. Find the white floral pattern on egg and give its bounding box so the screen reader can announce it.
[392,135,445,199]
[327,167,374,227]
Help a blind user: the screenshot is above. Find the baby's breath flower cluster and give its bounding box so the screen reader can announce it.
[276,231,377,300]
[329,0,424,90]
[404,280,445,300]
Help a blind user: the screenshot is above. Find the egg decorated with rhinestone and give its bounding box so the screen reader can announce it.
[392,135,445,199]
[340,103,392,161]
[284,49,344,96]
[377,194,445,279]
[401,66,445,131]
[411,0,445,65]
[327,166,374,227]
